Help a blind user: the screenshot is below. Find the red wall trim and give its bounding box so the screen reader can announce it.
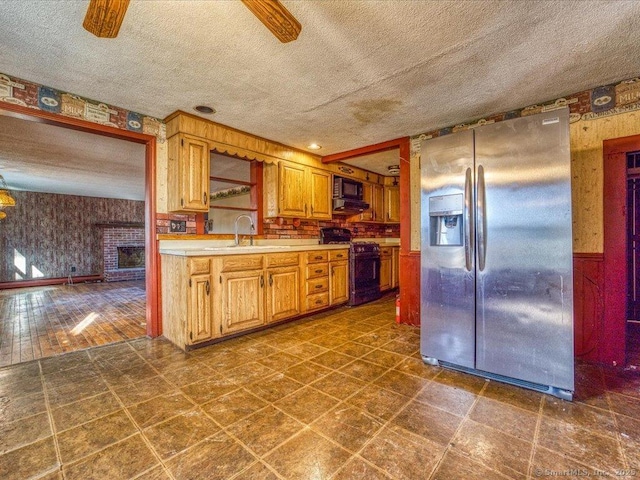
[0,102,160,338]
[321,137,408,163]
[0,275,104,290]
[602,134,640,366]
[399,252,421,326]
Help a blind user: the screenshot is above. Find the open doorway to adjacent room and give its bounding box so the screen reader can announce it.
[0,112,151,367]
[626,149,640,364]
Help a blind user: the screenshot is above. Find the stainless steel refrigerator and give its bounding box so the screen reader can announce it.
[420,108,574,400]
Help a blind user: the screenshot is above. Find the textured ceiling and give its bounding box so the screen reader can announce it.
[1,0,640,184]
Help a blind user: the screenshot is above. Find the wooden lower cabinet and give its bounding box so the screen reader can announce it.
[380,247,393,292]
[220,269,265,334]
[189,273,213,343]
[330,261,349,305]
[391,246,400,288]
[161,248,350,350]
[161,255,218,349]
[266,265,301,322]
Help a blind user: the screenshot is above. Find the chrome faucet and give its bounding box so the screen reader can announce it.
[234,214,255,246]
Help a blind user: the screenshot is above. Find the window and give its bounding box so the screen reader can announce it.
[206,153,261,234]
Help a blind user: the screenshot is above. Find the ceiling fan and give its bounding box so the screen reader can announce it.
[83,0,302,43]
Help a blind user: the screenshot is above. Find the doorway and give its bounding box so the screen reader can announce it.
[0,102,158,366]
[604,135,640,367]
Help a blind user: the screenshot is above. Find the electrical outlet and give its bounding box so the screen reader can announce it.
[70,266,76,273]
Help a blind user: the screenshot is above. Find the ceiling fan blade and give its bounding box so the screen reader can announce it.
[241,0,301,43]
[83,0,130,38]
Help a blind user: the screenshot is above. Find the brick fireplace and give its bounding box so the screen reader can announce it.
[100,223,145,282]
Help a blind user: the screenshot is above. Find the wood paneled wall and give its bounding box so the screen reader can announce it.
[0,191,144,282]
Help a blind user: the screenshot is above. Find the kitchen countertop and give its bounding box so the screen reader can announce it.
[159,238,400,257]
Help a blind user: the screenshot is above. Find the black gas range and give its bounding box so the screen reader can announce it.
[320,228,382,306]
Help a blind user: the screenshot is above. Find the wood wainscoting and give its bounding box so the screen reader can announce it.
[573,253,604,363]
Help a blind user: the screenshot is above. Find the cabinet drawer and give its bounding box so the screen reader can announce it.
[306,251,329,264]
[329,250,349,262]
[380,247,393,256]
[266,252,300,268]
[306,264,329,279]
[307,292,329,310]
[221,255,264,272]
[306,277,329,295]
[189,257,210,275]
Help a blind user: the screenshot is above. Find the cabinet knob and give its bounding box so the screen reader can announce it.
[204,193,208,205]
[315,269,323,274]
[315,284,322,289]
[260,275,264,287]
[206,280,210,295]
[269,274,273,286]
[315,299,322,305]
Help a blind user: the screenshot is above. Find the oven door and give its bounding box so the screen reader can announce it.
[349,253,381,305]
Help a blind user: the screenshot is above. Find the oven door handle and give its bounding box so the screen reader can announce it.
[372,257,380,280]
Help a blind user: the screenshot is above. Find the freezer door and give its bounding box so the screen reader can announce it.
[420,130,476,368]
[474,109,574,391]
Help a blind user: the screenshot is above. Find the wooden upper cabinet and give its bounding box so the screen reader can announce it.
[385,185,400,223]
[356,182,384,223]
[278,162,307,217]
[168,133,210,213]
[308,168,332,220]
[264,162,333,219]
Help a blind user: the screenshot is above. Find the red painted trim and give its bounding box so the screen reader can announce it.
[603,134,640,366]
[0,102,160,338]
[399,252,421,326]
[251,162,265,235]
[144,137,160,338]
[0,275,104,290]
[321,137,407,163]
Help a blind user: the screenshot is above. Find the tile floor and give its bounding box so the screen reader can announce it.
[0,281,146,367]
[1,296,639,479]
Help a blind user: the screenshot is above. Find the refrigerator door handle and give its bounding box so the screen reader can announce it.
[477,164,487,271]
[464,167,474,271]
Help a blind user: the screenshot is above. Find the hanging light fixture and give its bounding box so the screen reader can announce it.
[0,175,16,208]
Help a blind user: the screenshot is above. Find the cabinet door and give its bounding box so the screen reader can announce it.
[330,261,349,305]
[266,266,301,322]
[385,186,400,223]
[221,270,265,333]
[391,247,400,288]
[188,274,213,343]
[179,134,210,212]
[379,255,392,291]
[279,163,307,217]
[308,168,332,220]
[359,183,374,221]
[372,184,385,222]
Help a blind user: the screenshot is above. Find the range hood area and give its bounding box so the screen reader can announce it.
[332,198,369,213]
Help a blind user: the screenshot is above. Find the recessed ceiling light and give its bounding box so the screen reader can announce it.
[307,143,322,150]
[194,105,216,114]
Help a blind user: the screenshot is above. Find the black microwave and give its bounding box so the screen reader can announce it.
[333,176,363,200]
